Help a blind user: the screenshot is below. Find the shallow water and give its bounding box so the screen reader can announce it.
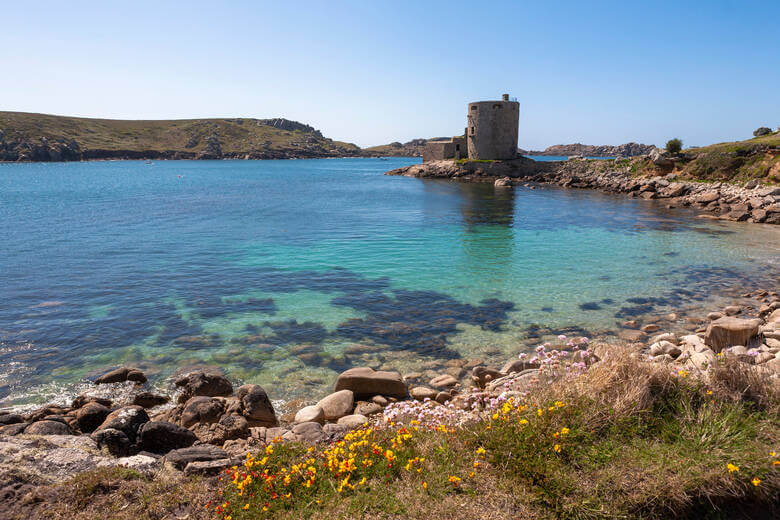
[1,158,779,407]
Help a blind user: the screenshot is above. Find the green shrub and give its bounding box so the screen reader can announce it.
[666,138,683,154]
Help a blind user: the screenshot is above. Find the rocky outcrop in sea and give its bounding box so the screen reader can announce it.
[521,142,657,157]
[386,158,780,225]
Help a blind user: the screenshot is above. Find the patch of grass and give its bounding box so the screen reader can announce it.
[454,158,495,164]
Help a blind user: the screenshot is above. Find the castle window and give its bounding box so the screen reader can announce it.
[471,106,477,110]
[492,103,502,109]
[470,127,475,135]
[455,144,460,151]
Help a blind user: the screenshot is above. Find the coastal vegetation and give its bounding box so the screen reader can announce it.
[666,137,683,154]
[211,352,777,520]
[8,346,776,520]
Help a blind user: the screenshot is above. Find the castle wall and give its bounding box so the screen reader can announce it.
[466,100,519,160]
[422,137,467,162]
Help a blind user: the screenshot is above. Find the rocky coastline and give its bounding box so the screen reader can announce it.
[2,285,779,497]
[386,158,780,225]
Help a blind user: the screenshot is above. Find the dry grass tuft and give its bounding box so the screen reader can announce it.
[710,356,780,410]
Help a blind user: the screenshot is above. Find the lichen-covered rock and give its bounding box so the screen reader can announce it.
[91,428,132,457]
[94,405,149,442]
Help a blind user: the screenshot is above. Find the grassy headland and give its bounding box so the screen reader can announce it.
[0,111,361,161]
[621,133,780,185]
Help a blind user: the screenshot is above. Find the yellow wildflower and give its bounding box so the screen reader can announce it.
[560,427,570,435]
[727,463,739,473]
[553,444,561,453]
[243,504,250,510]
[752,477,761,486]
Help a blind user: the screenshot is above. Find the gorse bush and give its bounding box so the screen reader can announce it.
[666,138,683,154]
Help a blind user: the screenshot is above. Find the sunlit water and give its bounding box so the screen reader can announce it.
[1,158,779,408]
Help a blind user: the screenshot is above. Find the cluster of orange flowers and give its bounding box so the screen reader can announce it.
[727,451,778,489]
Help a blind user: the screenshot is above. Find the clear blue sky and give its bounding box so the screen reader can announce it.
[1,0,778,149]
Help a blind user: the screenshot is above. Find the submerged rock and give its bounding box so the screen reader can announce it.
[94,367,147,384]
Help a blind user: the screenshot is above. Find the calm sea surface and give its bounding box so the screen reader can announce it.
[1,158,779,408]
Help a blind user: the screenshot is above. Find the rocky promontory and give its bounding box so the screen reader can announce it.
[521,142,657,157]
[387,155,780,225]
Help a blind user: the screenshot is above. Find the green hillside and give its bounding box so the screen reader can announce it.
[0,112,361,161]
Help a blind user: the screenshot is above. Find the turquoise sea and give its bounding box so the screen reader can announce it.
[1,158,779,408]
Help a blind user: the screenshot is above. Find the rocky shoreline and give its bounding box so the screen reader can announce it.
[386,158,780,225]
[2,286,779,496]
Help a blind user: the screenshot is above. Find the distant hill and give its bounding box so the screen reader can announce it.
[0,112,361,161]
[522,142,656,157]
[364,140,657,159]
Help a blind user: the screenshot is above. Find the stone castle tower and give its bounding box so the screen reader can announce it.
[466,94,519,160]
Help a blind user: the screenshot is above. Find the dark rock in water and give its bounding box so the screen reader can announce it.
[138,421,197,454]
[333,367,407,399]
[76,402,111,433]
[132,392,170,409]
[0,423,27,436]
[579,302,602,310]
[94,367,147,384]
[236,384,278,426]
[164,445,229,470]
[175,370,233,403]
[91,427,132,457]
[0,414,24,426]
[72,395,113,409]
[24,420,73,435]
[94,405,149,442]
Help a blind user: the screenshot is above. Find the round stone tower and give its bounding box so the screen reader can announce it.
[466,93,519,160]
